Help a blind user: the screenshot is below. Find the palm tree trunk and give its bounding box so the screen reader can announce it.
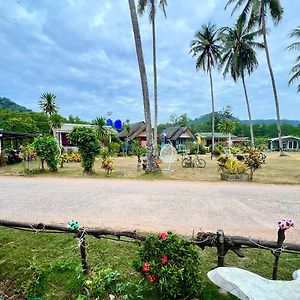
[208,67,215,159]
[241,73,254,147]
[262,15,284,155]
[152,11,158,157]
[128,0,157,172]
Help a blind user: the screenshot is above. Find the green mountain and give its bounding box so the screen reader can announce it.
[0,96,32,112]
[189,112,300,126]
[240,119,300,126]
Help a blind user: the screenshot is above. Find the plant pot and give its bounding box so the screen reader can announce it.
[220,172,251,181]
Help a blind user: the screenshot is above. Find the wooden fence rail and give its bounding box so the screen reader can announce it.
[1,219,299,279]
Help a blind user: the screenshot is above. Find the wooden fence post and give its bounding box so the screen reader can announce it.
[217,229,226,267]
[272,229,285,280]
[77,230,88,275]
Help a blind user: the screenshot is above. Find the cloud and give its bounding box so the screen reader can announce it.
[0,0,299,123]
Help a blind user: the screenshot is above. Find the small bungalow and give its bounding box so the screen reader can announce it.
[268,136,300,151]
[161,126,196,152]
[196,132,248,147]
[53,123,118,150]
[118,121,148,145]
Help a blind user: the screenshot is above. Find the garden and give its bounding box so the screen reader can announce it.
[0,224,299,300]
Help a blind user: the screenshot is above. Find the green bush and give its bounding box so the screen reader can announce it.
[68,127,101,173]
[32,136,59,172]
[135,232,202,299]
[108,142,121,156]
[187,141,206,154]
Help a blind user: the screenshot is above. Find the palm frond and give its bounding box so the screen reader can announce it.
[268,0,283,25]
[159,0,167,18]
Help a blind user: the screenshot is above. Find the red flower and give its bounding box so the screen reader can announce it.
[158,232,167,239]
[142,261,150,273]
[161,254,168,265]
[148,274,158,283]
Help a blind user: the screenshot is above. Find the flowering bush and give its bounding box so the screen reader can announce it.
[135,232,202,299]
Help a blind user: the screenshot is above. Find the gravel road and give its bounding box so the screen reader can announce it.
[0,176,299,242]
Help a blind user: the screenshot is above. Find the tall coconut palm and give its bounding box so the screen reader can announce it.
[190,23,222,158]
[220,23,264,146]
[226,0,284,155]
[128,0,158,172]
[39,92,59,117]
[138,0,167,157]
[287,27,300,93]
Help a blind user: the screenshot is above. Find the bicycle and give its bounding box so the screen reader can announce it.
[181,153,206,168]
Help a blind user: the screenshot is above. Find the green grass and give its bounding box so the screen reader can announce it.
[1,152,300,184]
[1,227,299,300]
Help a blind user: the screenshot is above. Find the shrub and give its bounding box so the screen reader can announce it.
[187,141,206,154]
[108,142,121,156]
[0,153,8,167]
[244,148,266,179]
[32,136,59,172]
[68,127,101,173]
[135,232,202,299]
[230,146,240,154]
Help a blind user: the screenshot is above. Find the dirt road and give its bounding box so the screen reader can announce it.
[1,177,299,242]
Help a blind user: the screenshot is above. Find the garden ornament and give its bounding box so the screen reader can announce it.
[208,267,300,300]
[67,220,79,231]
[159,141,177,172]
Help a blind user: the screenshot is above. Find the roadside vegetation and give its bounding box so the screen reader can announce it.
[0,226,299,300]
[1,152,299,185]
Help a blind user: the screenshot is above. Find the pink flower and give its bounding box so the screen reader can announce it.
[148,274,158,283]
[161,254,168,265]
[142,261,150,273]
[278,219,295,230]
[158,232,167,239]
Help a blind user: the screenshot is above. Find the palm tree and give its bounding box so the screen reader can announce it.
[190,23,222,158]
[220,23,264,147]
[92,117,109,144]
[287,27,300,93]
[226,0,284,155]
[39,92,59,117]
[128,0,158,172]
[138,0,167,157]
[218,118,237,150]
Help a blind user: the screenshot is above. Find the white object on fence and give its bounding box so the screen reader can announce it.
[207,267,300,300]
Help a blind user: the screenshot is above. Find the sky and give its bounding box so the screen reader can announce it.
[0,0,299,123]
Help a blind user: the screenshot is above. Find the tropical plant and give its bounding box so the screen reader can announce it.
[225,0,284,155]
[38,93,59,117]
[138,0,168,157]
[68,127,101,174]
[91,117,110,144]
[220,22,264,146]
[218,118,237,148]
[32,136,59,172]
[131,140,147,169]
[244,147,266,179]
[287,27,300,93]
[190,23,222,159]
[100,149,114,176]
[128,0,159,173]
[135,232,202,299]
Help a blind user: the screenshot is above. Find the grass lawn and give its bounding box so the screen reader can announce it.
[0,152,299,184]
[1,227,299,300]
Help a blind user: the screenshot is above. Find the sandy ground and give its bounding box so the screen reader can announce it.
[0,176,299,243]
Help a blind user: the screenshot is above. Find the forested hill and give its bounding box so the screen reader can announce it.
[240,119,300,126]
[189,112,300,127]
[0,96,32,112]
